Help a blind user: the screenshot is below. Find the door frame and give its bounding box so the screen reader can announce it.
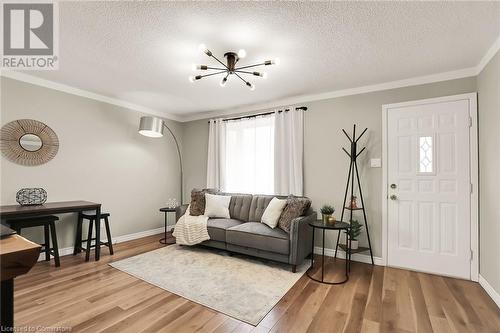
[381,93,479,281]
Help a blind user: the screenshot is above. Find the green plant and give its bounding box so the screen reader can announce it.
[320,205,335,215]
[348,219,363,240]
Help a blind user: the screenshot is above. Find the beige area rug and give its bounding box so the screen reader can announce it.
[109,244,307,325]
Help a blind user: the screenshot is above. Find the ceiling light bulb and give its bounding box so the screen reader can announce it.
[191,64,198,71]
[198,44,207,53]
[220,77,228,87]
[246,82,255,91]
[273,58,280,65]
[237,49,247,58]
[198,43,212,56]
[262,72,268,79]
[189,76,195,83]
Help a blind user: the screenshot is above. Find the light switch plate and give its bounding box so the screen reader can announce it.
[370,158,381,168]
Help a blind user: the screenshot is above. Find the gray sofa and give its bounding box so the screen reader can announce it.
[176,192,317,272]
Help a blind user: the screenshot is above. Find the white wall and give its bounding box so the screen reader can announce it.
[182,77,477,257]
[0,77,183,249]
[477,50,500,295]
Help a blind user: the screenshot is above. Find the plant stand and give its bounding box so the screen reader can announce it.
[334,124,374,265]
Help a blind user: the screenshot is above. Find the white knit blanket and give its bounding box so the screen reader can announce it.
[172,213,210,246]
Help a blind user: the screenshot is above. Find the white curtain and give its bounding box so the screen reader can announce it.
[274,108,304,196]
[224,115,275,194]
[206,119,226,190]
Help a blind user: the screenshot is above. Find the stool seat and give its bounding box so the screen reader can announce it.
[7,215,60,267]
[81,213,110,219]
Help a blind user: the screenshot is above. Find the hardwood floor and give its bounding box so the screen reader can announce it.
[14,234,500,332]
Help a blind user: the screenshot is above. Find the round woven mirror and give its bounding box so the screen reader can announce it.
[1,119,59,166]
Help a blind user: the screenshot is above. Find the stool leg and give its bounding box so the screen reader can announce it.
[44,224,50,261]
[74,213,83,255]
[49,221,60,267]
[85,219,94,262]
[104,216,114,255]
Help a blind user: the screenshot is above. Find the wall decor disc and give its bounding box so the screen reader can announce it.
[0,119,59,166]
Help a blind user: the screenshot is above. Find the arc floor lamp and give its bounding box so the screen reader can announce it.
[138,116,183,204]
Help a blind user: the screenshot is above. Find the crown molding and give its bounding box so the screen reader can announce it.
[182,66,478,122]
[476,35,500,75]
[0,70,183,122]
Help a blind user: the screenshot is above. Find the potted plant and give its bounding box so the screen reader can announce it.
[320,205,335,223]
[347,219,363,249]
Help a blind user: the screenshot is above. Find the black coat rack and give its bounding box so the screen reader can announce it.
[334,124,374,265]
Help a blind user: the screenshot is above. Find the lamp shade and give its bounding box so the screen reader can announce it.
[138,116,164,138]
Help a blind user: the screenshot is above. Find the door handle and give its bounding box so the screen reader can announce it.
[390,195,397,201]
[390,183,397,189]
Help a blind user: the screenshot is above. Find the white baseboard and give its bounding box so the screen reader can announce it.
[314,246,384,266]
[37,227,164,262]
[479,274,500,309]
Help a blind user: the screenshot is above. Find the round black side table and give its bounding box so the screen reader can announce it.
[306,220,351,284]
[159,207,177,245]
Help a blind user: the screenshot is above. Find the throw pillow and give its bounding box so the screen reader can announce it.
[261,197,288,229]
[189,188,217,216]
[278,196,311,233]
[204,193,231,218]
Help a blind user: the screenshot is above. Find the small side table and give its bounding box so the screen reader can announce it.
[159,207,177,245]
[307,220,351,284]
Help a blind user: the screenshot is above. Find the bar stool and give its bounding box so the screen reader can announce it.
[8,215,60,267]
[74,212,113,261]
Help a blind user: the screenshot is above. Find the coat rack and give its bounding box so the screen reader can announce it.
[334,124,374,265]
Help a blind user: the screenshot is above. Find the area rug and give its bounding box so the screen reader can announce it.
[109,244,307,325]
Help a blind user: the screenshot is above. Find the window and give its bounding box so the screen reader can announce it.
[224,115,275,194]
[419,136,433,173]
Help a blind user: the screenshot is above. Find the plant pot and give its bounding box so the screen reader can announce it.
[322,214,332,223]
[350,240,359,250]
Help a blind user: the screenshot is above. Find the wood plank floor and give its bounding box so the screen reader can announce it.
[13,234,500,332]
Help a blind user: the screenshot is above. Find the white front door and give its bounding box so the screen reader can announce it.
[387,97,471,279]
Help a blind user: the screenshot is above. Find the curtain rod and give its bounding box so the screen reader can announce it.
[207,106,307,123]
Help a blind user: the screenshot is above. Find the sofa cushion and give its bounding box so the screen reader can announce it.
[226,222,289,255]
[278,196,311,233]
[248,195,274,222]
[189,188,218,216]
[207,218,242,242]
[228,194,253,222]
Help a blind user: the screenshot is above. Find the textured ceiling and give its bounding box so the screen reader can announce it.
[25,1,500,119]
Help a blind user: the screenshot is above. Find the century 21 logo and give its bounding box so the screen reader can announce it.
[3,3,54,56]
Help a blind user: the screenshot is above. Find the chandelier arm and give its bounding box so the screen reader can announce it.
[209,54,230,70]
[233,72,249,84]
[234,63,266,71]
[199,70,228,79]
[206,66,226,71]
[234,70,261,75]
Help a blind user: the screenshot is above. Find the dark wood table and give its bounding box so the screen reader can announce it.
[0,201,103,261]
[1,233,41,331]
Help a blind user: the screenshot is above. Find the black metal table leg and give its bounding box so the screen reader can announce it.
[306,221,350,285]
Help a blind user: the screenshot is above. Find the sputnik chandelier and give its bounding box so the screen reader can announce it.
[189,44,280,90]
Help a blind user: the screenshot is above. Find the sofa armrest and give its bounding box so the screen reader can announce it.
[176,204,189,221]
[289,211,317,266]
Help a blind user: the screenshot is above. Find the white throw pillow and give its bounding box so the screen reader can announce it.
[204,193,231,218]
[261,197,288,228]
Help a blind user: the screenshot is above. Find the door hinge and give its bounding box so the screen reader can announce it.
[470,249,473,261]
[469,116,473,128]
[470,183,473,194]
